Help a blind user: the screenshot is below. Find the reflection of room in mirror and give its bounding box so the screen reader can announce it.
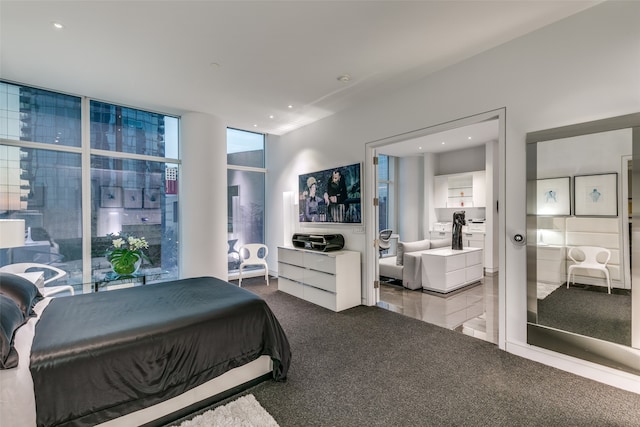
[526,113,639,377]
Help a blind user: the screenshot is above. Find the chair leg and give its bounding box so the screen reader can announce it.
[265,269,269,285]
[605,269,611,294]
[238,267,243,287]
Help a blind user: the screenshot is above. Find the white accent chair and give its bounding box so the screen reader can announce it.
[238,244,269,287]
[567,246,612,294]
[378,229,393,257]
[0,263,74,297]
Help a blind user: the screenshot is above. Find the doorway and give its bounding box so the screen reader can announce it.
[364,109,505,348]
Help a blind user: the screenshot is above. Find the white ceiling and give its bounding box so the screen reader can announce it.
[1,1,600,141]
[377,118,500,157]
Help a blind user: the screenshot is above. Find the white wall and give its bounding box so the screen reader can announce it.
[537,129,631,179]
[181,112,228,279]
[397,156,424,241]
[265,1,640,392]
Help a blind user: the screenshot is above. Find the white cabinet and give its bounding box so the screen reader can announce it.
[433,170,486,208]
[421,247,483,293]
[447,174,473,208]
[277,246,361,312]
[463,232,485,249]
[430,230,452,240]
[463,232,485,267]
[472,171,486,208]
[434,175,448,208]
[537,245,566,285]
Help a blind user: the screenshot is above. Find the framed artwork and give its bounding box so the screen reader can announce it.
[535,177,571,216]
[100,186,123,208]
[143,188,162,209]
[123,188,143,209]
[574,173,618,216]
[298,162,362,224]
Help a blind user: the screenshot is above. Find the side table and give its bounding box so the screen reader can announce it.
[421,247,483,293]
[93,269,167,292]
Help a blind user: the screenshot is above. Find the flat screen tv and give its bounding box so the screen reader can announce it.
[298,163,361,224]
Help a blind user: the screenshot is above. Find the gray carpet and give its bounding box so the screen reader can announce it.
[176,278,640,427]
[537,284,631,346]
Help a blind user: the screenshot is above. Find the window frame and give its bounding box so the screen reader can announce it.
[0,81,181,293]
[226,128,267,277]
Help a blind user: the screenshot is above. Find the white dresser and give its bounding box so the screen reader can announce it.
[277,246,361,312]
[421,247,483,293]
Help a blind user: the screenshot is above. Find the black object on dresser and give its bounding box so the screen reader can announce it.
[292,233,345,252]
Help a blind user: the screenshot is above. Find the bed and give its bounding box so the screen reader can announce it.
[0,274,291,427]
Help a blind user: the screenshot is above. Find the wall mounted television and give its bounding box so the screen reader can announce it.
[298,163,361,224]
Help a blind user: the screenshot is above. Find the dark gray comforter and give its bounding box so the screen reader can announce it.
[30,276,291,427]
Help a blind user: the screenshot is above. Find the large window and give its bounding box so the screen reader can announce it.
[0,83,81,146]
[227,128,265,275]
[0,81,180,294]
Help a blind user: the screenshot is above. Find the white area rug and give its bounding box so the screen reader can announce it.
[173,394,279,427]
[537,282,562,300]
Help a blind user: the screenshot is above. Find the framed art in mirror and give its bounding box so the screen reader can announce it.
[536,177,570,216]
[574,173,618,216]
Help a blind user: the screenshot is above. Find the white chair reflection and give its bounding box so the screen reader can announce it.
[567,246,611,294]
[378,229,393,257]
[0,262,74,297]
[238,244,269,287]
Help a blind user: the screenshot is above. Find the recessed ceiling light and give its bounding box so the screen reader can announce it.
[418,146,423,150]
[269,115,274,119]
[441,142,446,145]
[209,62,220,68]
[288,105,293,109]
[468,136,472,140]
[52,22,64,30]
[253,124,258,127]
[337,74,351,83]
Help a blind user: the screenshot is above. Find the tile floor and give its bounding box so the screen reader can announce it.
[377,273,499,344]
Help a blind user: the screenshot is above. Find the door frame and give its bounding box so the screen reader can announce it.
[364,108,506,349]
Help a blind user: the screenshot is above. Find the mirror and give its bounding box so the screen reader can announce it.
[526,113,640,375]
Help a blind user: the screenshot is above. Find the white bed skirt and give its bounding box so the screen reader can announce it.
[98,355,272,426]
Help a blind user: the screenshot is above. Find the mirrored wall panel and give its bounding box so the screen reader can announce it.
[526,113,640,375]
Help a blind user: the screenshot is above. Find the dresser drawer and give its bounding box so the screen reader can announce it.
[278,262,305,283]
[466,264,483,282]
[304,285,337,311]
[305,269,336,292]
[444,253,466,272]
[278,247,304,265]
[303,252,336,274]
[466,250,483,266]
[278,277,304,298]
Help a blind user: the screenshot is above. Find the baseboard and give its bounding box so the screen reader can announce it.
[484,268,499,276]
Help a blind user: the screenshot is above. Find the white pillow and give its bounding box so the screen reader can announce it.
[430,238,451,249]
[396,239,431,265]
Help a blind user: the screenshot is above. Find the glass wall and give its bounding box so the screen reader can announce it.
[227,128,265,274]
[0,81,180,294]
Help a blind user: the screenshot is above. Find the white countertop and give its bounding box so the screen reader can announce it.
[422,247,482,257]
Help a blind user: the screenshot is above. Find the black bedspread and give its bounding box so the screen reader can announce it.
[30,276,291,427]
